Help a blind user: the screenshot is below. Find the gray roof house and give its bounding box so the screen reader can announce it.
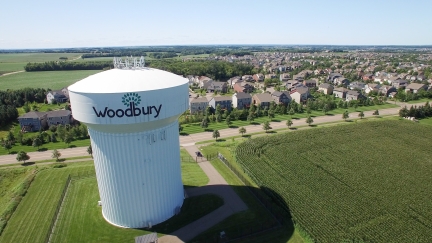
[207,81,228,93]
[333,87,349,99]
[271,91,291,105]
[346,90,363,101]
[47,88,69,104]
[290,87,309,104]
[18,110,72,132]
[405,83,428,93]
[349,81,366,90]
[190,97,209,114]
[392,79,409,89]
[209,96,232,111]
[232,92,252,110]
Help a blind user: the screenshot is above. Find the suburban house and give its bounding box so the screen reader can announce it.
[290,87,309,104]
[346,90,363,101]
[349,81,367,90]
[327,73,343,83]
[364,83,381,94]
[303,80,318,88]
[227,77,242,88]
[378,85,397,97]
[242,75,254,82]
[333,76,350,86]
[362,74,374,81]
[405,83,428,93]
[392,79,409,89]
[271,91,291,105]
[18,110,72,132]
[207,81,227,93]
[233,82,254,93]
[46,88,69,104]
[280,73,290,82]
[189,97,209,114]
[209,96,232,111]
[318,83,334,95]
[264,74,277,80]
[252,73,264,82]
[252,93,273,108]
[46,110,72,126]
[333,87,349,99]
[232,92,252,110]
[198,76,213,88]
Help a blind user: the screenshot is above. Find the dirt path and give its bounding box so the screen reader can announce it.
[0,70,25,77]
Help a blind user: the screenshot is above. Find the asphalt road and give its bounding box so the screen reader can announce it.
[0,101,424,166]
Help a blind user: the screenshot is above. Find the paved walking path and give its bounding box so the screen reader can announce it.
[158,144,247,243]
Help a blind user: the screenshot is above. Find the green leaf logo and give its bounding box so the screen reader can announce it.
[122,93,141,106]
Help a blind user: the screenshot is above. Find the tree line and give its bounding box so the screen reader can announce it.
[148,60,254,80]
[399,102,432,119]
[24,61,113,71]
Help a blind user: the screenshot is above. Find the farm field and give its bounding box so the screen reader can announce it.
[0,70,102,90]
[235,120,432,242]
[181,103,398,134]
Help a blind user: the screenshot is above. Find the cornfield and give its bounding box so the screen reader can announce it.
[235,120,432,243]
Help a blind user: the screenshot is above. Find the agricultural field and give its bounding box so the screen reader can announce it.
[235,120,432,242]
[0,53,83,75]
[0,70,102,90]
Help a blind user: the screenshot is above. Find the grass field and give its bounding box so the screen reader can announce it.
[51,178,222,243]
[181,103,399,135]
[419,117,432,125]
[234,119,432,242]
[0,162,95,243]
[0,150,209,242]
[0,70,102,90]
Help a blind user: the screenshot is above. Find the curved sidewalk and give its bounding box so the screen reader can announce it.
[158,144,247,243]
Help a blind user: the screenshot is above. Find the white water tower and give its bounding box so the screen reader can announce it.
[68,57,189,228]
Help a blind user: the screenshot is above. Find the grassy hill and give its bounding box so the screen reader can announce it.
[235,120,432,243]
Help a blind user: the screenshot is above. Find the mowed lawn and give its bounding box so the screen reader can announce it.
[0,152,208,243]
[0,162,95,243]
[51,178,152,243]
[0,70,102,90]
[181,103,399,134]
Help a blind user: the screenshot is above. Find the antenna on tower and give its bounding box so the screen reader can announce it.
[113,56,145,69]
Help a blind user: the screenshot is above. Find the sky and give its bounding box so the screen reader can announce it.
[1,0,432,49]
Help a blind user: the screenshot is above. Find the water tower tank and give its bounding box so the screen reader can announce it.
[68,62,189,228]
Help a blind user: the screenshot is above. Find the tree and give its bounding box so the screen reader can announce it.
[247,114,254,123]
[358,111,365,119]
[288,108,295,116]
[49,125,57,133]
[342,110,350,121]
[3,140,13,153]
[16,151,30,164]
[57,124,66,141]
[32,137,42,151]
[212,130,220,141]
[51,133,57,142]
[64,132,74,147]
[263,121,272,133]
[179,123,183,133]
[6,131,15,143]
[373,109,379,116]
[87,145,93,158]
[239,127,246,137]
[52,149,61,162]
[322,104,329,115]
[306,116,314,126]
[201,118,208,129]
[399,106,408,117]
[268,110,275,119]
[226,116,232,127]
[286,119,293,129]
